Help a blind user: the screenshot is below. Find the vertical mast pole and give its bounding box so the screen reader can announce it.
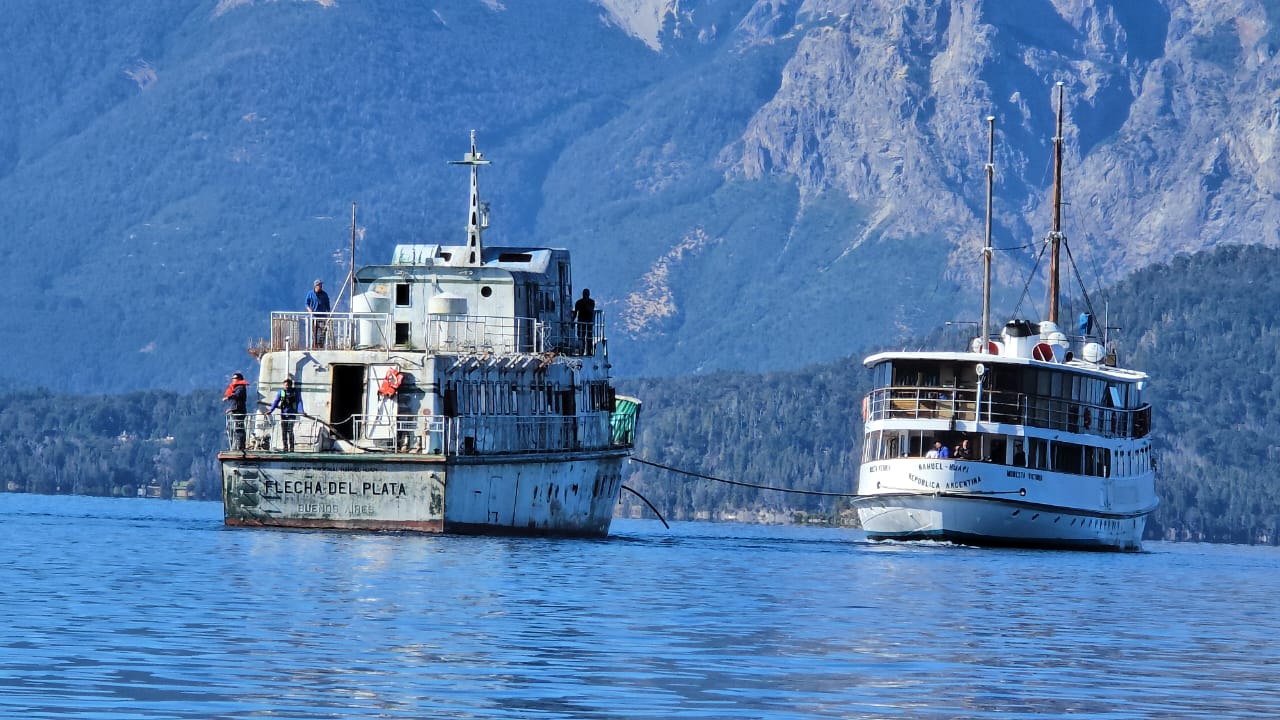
[449,130,491,267]
[981,115,995,351]
[1048,81,1065,324]
[349,201,357,314]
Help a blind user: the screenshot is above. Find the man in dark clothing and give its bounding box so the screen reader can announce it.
[306,279,331,348]
[267,377,304,452]
[223,372,249,450]
[573,288,596,354]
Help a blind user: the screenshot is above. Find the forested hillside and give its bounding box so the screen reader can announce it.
[3,244,1278,544]
[4,1,1280,392]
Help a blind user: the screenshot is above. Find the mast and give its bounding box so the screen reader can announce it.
[449,130,491,267]
[1048,81,1065,325]
[348,201,357,313]
[981,115,995,351]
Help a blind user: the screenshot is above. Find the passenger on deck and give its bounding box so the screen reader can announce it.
[926,441,944,459]
[938,441,950,459]
[574,288,596,354]
[267,377,304,452]
[953,439,972,460]
[223,372,249,451]
[306,279,331,348]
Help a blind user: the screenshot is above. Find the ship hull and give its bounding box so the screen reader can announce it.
[221,449,628,537]
[856,458,1154,552]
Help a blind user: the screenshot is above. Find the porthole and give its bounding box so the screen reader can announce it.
[481,286,493,297]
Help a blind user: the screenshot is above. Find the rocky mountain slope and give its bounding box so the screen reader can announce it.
[1,0,1275,391]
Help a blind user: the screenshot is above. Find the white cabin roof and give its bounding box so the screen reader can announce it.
[863,350,1149,383]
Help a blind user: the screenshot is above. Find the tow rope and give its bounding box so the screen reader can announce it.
[629,457,863,498]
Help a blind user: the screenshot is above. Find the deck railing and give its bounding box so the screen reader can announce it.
[865,386,1150,439]
[226,411,634,454]
[267,311,604,357]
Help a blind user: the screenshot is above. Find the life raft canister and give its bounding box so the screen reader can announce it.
[379,368,403,398]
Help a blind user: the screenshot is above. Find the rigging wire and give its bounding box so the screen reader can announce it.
[630,457,862,498]
[1010,234,1049,320]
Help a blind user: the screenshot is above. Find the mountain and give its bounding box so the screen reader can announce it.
[2,0,1277,392]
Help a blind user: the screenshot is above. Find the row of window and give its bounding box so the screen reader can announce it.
[441,379,615,417]
[862,429,1153,479]
[875,360,1144,410]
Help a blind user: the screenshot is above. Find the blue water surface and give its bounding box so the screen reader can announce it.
[0,493,1276,719]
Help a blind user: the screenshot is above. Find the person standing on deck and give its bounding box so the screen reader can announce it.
[305,279,331,348]
[266,377,304,452]
[223,372,249,451]
[573,288,596,354]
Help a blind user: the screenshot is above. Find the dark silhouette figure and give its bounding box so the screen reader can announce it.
[573,288,596,354]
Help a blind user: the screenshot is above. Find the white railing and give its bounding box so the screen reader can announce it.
[425,315,541,354]
[270,312,392,351]
[225,413,323,451]
[226,410,634,455]
[267,311,606,357]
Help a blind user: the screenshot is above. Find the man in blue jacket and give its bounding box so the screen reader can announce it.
[305,279,331,348]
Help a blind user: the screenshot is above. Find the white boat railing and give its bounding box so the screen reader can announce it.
[226,411,631,455]
[225,413,324,452]
[269,312,392,351]
[865,386,1151,438]
[267,311,606,357]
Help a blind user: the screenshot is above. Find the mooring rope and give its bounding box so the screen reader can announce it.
[629,457,862,498]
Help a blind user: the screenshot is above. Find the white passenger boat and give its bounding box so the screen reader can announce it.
[855,87,1157,551]
[219,133,640,536]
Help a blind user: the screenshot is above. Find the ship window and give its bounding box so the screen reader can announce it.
[1052,442,1083,474]
[1028,437,1049,470]
[395,283,410,306]
[498,252,533,263]
[394,322,410,345]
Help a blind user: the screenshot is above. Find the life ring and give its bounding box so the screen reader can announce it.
[379,368,403,398]
[1083,408,1092,429]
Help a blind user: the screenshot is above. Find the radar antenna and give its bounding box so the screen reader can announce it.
[448,130,491,266]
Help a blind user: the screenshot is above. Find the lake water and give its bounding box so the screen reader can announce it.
[0,494,1276,719]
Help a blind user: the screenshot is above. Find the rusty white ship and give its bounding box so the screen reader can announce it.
[220,132,640,536]
[854,86,1157,551]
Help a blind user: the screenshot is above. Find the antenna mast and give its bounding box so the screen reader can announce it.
[1048,81,1065,324]
[348,201,357,313]
[981,115,995,351]
[449,130,491,267]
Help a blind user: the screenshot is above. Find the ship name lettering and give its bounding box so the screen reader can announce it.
[362,481,407,497]
[869,464,890,473]
[278,480,406,497]
[907,472,940,490]
[945,477,982,489]
[1006,470,1025,479]
[918,462,944,471]
[349,504,375,515]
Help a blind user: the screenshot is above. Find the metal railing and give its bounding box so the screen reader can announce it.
[865,386,1151,438]
[425,315,540,354]
[267,312,606,357]
[226,411,633,455]
[225,413,323,451]
[270,312,391,351]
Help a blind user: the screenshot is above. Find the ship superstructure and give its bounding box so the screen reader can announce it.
[220,133,639,536]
